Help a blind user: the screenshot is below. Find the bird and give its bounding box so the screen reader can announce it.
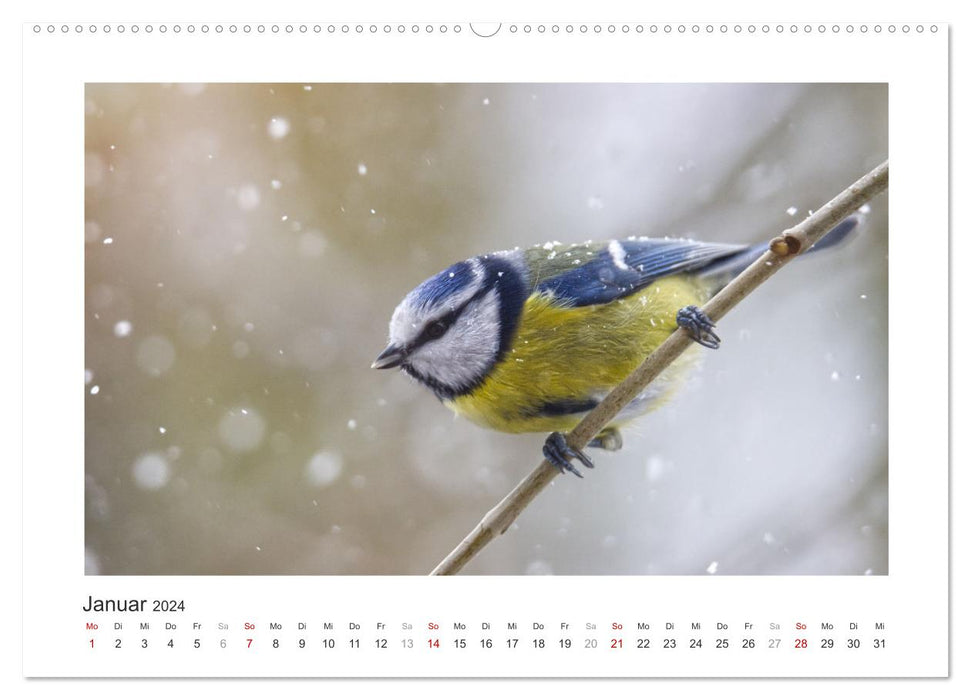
[373,216,859,477]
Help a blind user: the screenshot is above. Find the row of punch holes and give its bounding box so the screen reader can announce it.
[34,23,938,36]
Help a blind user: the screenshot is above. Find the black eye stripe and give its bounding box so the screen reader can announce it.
[410,281,495,351]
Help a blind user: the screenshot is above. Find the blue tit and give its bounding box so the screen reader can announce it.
[373,216,859,477]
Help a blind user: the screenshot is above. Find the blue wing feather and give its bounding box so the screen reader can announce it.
[534,238,752,307]
[529,215,861,308]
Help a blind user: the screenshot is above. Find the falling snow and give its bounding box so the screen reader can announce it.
[132,452,171,490]
[525,560,553,575]
[298,230,327,258]
[267,116,291,140]
[306,450,344,487]
[645,455,666,482]
[217,407,266,453]
[232,340,250,358]
[136,335,176,377]
[85,221,102,243]
[236,183,261,210]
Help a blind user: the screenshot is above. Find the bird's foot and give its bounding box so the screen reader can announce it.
[588,426,623,452]
[543,431,595,478]
[677,305,721,349]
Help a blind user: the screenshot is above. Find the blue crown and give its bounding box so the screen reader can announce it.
[410,260,476,309]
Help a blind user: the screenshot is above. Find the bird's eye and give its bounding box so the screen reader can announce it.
[426,320,448,340]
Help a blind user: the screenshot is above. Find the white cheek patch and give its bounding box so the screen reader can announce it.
[406,288,501,392]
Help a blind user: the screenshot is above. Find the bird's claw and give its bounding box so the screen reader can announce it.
[588,427,623,452]
[677,305,721,349]
[543,431,595,478]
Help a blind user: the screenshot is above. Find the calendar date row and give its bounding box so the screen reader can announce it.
[89,636,887,651]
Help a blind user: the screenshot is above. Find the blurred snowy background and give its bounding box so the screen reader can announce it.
[84,83,887,575]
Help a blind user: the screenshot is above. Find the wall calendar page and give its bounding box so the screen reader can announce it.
[16,4,958,698]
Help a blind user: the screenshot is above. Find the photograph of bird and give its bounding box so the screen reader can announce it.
[374,217,859,476]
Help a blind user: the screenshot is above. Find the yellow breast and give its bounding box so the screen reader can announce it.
[447,274,711,434]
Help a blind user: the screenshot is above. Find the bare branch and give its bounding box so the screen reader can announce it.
[430,160,889,576]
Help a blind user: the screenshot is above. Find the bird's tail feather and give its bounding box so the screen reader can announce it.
[699,212,864,282]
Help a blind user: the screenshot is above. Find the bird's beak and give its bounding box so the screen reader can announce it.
[371,344,406,370]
